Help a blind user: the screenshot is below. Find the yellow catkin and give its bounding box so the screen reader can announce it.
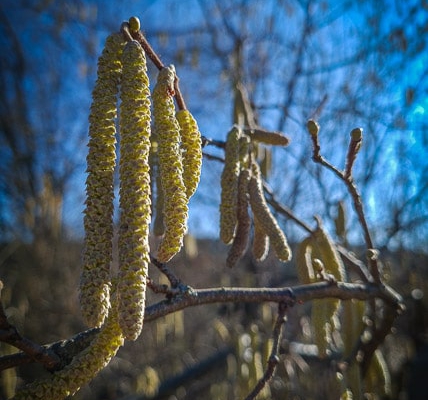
[311,297,331,358]
[176,109,202,200]
[239,135,251,166]
[219,126,241,244]
[153,65,188,262]
[226,169,251,268]
[250,129,290,146]
[364,349,391,397]
[342,299,365,359]
[80,32,125,328]
[252,215,270,262]
[307,225,345,357]
[313,223,346,282]
[117,40,152,340]
[13,291,124,400]
[248,162,291,262]
[295,236,316,284]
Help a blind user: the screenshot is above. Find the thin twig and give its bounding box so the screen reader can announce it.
[201,136,226,149]
[119,22,134,42]
[262,181,313,234]
[245,302,289,400]
[202,151,225,163]
[130,28,164,70]
[150,256,182,288]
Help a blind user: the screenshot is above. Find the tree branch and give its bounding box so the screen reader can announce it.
[0,280,402,373]
[245,302,289,400]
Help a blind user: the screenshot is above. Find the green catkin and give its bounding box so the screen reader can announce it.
[220,126,241,244]
[226,169,251,268]
[250,129,290,146]
[80,32,125,328]
[248,162,291,262]
[13,289,124,400]
[154,65,188,262]
[176,109,202,200]
[252,215,270,262]
[117,40,152,340]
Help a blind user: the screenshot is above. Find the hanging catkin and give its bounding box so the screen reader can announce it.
[153,65,188,262]
[117,40,152,340]
[176,109,202,200]
[219,126,241,244]
[80,32,125,328]
[252,215,270,262]
[248,161,291,262]
[226,168,251,268]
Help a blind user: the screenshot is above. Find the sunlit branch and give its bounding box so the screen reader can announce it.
[0,281,403,372]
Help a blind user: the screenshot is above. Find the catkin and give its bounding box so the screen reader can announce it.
[248,162,291,262]
[252,215,270,262]
[219,126,241,244]
[176,109,202,200]
[313,224,345,282]
[297,230,343,357]
[250,129,290,146]
[80,32,125,328]
[365,349,391,397]
[117,40,152,340]
[154,65,188,262]
[295,236,316,284]
[226,169,251,268]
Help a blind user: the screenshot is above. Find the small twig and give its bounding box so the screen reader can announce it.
[130,28,164,70]
[201,136,226,149]
[262,181,313,234]
[147,277,170,295]
[150,256,182,288]
[202,151,225,163]
[245,302,289,400]
[173,74,186,110]
[149,255,195,299]
[119,22,134,42]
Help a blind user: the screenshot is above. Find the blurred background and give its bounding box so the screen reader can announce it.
[0,0,427,399]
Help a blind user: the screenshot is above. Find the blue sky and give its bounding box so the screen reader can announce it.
[1,0,427,250]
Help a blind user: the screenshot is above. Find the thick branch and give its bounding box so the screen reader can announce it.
[0,281,402,372]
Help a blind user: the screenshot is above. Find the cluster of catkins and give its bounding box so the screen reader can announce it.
[79,18,202,345]
[219,125,291,268]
